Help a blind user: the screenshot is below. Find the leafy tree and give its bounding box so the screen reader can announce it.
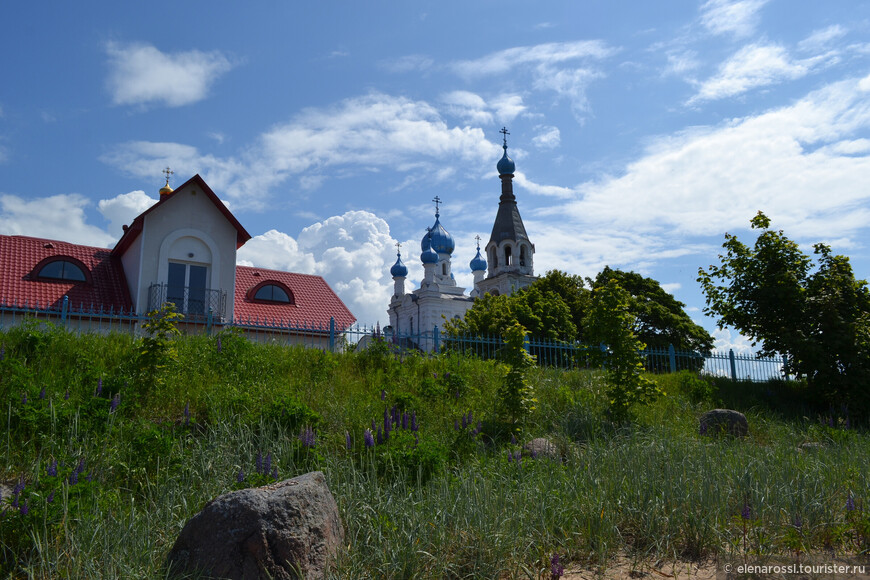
[497,323,537,427]
[698,212,870,412]
[592,267,713,353]
[584,280,661,419]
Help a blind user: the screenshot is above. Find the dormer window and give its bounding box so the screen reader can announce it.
[250,282,294,304]
[37,259,87,282]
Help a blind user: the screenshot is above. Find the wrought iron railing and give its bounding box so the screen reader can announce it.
[147,283,226,320]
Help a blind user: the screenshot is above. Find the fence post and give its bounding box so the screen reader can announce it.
[729,349,737,381]
[206,308,213,336]
[329,317,335,353]
[433,325,440,354]
[668,344,676,373]
[61,295,69,327]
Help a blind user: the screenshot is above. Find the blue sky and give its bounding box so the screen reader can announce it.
[2,1,870,349]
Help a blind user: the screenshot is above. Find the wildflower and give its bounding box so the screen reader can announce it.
[380,389,386,401]
[256,452,263,474]
[39,387,46,400]
[454,419,460,431]
[530,448,538,459]
[411,412,418,432]
[550,553,564,579]
[76,458,86,476]
[64,390,70,401]
[377,426,383,445]
[271,466,278,480]
[364,428,375,448]
[299,427,316,448]
[86,472,94,483]
[21,393,27,405]
[264,453,272,474]
[507,450,513,462]
[402,412,408,430]
[46,491,54,504]
[110,393,120,413]
[237,469,245,483]
[68,471,78,485]
[461,414,467,429]
[847,493,856,512]
[19,500,28,516]
[741,504,751,521]
[346,431,353,450]
[184,402,190,427]
[96,378,103,396]
[511,433,517,445]
[47,460,58,478]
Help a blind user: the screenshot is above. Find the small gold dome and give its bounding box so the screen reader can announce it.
[159,184,174,196]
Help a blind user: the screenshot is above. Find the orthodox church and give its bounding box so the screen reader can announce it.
[387,130,536,350]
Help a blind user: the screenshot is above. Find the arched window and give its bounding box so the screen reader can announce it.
[37,259,87,282]
[489,247,497,268]
[520,245,527,267]
[249,282,294,304]
[442,263,447,276]
[504,246,512,266]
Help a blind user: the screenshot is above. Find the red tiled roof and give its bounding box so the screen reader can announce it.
[233,266,356,331]
[0,235,133,311]
[112,174,251,258]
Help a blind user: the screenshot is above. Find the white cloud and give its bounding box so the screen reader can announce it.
[491,94,526,122]
[688,44,813,104]
[0,193,116,247]
[544,75,870,255]
[531,126,561,149]
[380,54,434,73]
[97,190,156,237]
[798,25,847,53]
[105,41,235,108]
[440,91,493,124]
[452,41,614,77]
[699,0,768,39]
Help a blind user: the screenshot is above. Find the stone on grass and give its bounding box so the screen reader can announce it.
[167,471,343,580]
[699,409,749,437]
[523,437,560,460]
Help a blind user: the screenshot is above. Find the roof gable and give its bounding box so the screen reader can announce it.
[112,174,251,258]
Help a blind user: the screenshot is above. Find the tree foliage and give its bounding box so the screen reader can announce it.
[698,212,870,412]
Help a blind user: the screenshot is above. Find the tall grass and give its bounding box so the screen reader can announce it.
[1,321,868,578]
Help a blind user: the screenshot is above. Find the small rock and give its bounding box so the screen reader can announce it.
[798,442,825,452]
[167,471,344,580]
[523,437,560,460]
[699,409,749,437]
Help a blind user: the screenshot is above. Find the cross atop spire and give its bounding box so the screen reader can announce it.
[395,241,402,255]
[475,234,482,249]
[432,195,441,217]
[162,167,174,186]
[499,127,510,148]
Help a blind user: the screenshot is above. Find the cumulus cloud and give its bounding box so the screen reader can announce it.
[440,91,493,124]
[798,24,847,53]
[105,41,235,107]
[238,210,420,325]
[97,190,157,237]
[531,126,561,149]
[0,193,116,247]
[699,0,768,39]
[688,44,818,104]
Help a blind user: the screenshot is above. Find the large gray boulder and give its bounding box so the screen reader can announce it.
[523,437,560,460]
[699,409,749,437]
[167,471,344,580]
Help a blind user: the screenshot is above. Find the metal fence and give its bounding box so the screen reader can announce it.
[0,297,787,382]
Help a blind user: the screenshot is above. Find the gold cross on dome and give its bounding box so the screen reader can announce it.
[162,167,174,186]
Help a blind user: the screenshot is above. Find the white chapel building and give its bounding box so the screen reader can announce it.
[386,131,536,350]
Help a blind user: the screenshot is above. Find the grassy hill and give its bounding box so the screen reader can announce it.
[1,320,868,578]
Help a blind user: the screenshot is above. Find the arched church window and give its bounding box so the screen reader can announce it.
[489,247,497,268]
[37,259,88,282]
[520,245,527,267]
[442,263,447,276]
[504,246,512,266]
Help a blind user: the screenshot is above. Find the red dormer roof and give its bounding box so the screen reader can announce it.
[0,235,132,311]
[234,266,356,331]
[112,174,252,258]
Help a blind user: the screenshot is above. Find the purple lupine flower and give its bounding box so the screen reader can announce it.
[364,428,375,448]
[237,469,245,483]
[402,412,408,430]
[413,433,419,447]
[793,514,803,529]
[461,414,467,429]
[39,387,46,400]
[64,390,70,401]
[507,450,513,462]
[256,452,263,474]
[847,493,856,512]
[21,393,27,405]
[411,411,418,432]
[454,419,460,431]
[299,427,316,448]
[476,420,482,434]
[46,491,54,504]
[511,434,517,445]
[110,393,120,413]
[550,554,564,579]
[96,378,103,396]
[68,471,78,485]
[184,402,190,427]
[391,405,399,427]
[76,458,85,476]
[346,431,353,450]
[371,419,377,433]
[271,466,278,480]
[264,453,272,474]
[377,425,383,445]
[380,389,386,401]
[47,460,58,477]
[530,448,538,459]
[19,500,28,516]
[467,411,473,425]
[86,472,94,483]
[741,504,751,520]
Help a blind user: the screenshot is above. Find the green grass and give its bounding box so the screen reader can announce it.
[1,320,869,578]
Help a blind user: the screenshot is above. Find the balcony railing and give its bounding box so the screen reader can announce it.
[147,283,227,320]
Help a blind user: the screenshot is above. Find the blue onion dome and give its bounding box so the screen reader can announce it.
[421,234,439,264]
[497,145,515,175]
[470,247,487,272]
[390,252,408,278]
[421,215,455,255]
